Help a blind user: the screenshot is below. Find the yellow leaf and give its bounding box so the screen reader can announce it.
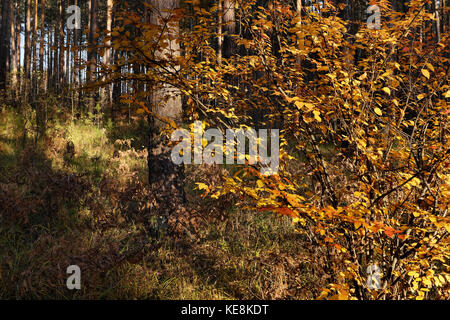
[382,87,391,95]
[256,180,264,188]
[313,110,322,122]
[425,63,434,72]
[421,69,430,79]
[196,183,209,192]
[374,107,382,116]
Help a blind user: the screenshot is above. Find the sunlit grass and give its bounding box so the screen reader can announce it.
[0,109,316,300]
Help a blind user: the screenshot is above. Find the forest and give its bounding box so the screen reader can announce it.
[0,0,448,300]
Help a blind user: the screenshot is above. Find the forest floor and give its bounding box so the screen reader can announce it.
[0,107,324,299]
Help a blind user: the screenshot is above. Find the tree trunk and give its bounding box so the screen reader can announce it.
[10,0,17,100]
[223,0,235,59]
[24,0,31,86]
[39,0,46,91]
[47,26,53,91]
[0,0,11,90]
[88,0,98,113]
[73,0,79,111]
[101,0,113,111]
[58,0,65,91]
[31,0,38,98]
[218,0,223,64]
[432,0,441,42]
[16,3,21,95]
[149,0,187,236]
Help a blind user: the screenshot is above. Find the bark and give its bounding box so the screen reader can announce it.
[16,3,21,94]
[10,0,17,99]
[25,0,31,81]
[0,0,11,90]
[88,0,98,113]
[39,0,46,91]
[149,0,187,236]
[432,0,441,42]
[32,0,38,97]
[58,0,65,89]
[73,0,79,109]
[223,0,235,59]
[47,26,53,90]
[218,0,223,64]
[101,0,113,109]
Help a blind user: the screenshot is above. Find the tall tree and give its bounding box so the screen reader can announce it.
[58,0,65,90]
[10,0,18,98]
[101,0,113,110]
[222,0,235,59]
[24,0,31,83]
[87,0,98,113]
[218,0,223,64]
[0,0,11,90]
[149,0,187,234]
[39,0,46,91]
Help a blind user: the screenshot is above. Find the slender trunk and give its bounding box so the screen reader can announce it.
[112,49,120,114]
[16,3,21,95]
[25,0,31,81]
[218,0,223,64]
[32,0,38,98]
[39,0,46,91]
[47,26,53,91]
[58,0,65,91]
[88,0,98,113]
[223,0,235,58]
[296,0,303,63]
[0,0,11,90]
[433,0,441,42]
[10,0,17,99]
[101,0,113,110]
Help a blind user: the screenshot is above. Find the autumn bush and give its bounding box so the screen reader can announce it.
[102,0,449,299]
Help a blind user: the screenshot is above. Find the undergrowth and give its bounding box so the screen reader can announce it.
[0,108,321,299]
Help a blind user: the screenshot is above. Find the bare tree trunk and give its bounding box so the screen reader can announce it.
[16,3,21,95]
[10,0,17,100]
[149,0,187,236]
[88,0,98,114]
[53,25,58,89]
[24,0,31,97]
[223,0,235,59]
[0,0,11,90]
[39,0,46,92]
[47,26,53,91]
[218,0,223,64]
[433,0,441,42]
[101,0,113,111]
[296,0,303,64]
[31,0,38,99]
[58,0,65,91]
[73,0,79,112]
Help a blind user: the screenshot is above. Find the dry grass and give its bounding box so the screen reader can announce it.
[0,109,321,299]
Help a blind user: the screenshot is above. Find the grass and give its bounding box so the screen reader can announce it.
[0,107,319,300]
